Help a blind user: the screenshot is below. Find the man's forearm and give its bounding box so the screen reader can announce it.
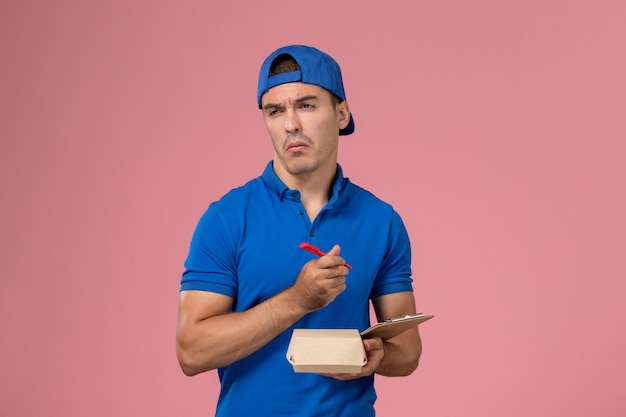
[376,329,422,377]
[177,288,308,375]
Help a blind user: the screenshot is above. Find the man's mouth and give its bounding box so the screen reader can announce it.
[287,144,307,152]
[286,140,309,153]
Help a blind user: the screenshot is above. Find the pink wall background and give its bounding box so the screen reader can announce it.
[1,1,625,416]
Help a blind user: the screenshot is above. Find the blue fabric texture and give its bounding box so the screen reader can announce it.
[181,161,414,417]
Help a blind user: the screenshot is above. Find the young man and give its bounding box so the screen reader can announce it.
[177,45,422,416]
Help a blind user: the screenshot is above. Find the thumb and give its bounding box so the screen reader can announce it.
[327,244,341,256]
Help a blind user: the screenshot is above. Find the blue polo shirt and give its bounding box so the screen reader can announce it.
[181,161,414,417]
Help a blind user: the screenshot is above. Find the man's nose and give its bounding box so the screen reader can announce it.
[284,109,301,133]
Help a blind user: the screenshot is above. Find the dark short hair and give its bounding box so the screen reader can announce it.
[269,54,300,76]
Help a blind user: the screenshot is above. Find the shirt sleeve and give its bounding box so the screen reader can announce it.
[369,210,414,298]
[180,203,238,298]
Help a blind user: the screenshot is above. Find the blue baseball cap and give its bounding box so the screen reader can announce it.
[257,45,355,135]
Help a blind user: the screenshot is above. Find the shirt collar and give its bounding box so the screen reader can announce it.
[261,161,348,200]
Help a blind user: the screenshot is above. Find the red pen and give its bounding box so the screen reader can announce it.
[299,242,352,269]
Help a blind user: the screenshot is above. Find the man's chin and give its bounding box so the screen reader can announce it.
[284,161,317,176]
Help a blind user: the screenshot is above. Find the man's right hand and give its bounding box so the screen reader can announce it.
[288,244,349,312]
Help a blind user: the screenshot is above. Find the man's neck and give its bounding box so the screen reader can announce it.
[274,162,337,222]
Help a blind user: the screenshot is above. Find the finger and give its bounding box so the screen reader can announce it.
[363,337,383,352]
[326,244,341,256]
[316,254,347,271]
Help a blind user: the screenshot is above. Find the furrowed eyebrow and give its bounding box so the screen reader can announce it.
[262,102,282,111]
[294,95,319,103]
[262,95,320,111]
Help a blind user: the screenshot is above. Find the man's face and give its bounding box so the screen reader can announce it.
[261,82,350,180]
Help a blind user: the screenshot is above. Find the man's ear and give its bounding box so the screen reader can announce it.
[337,100,351,130]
